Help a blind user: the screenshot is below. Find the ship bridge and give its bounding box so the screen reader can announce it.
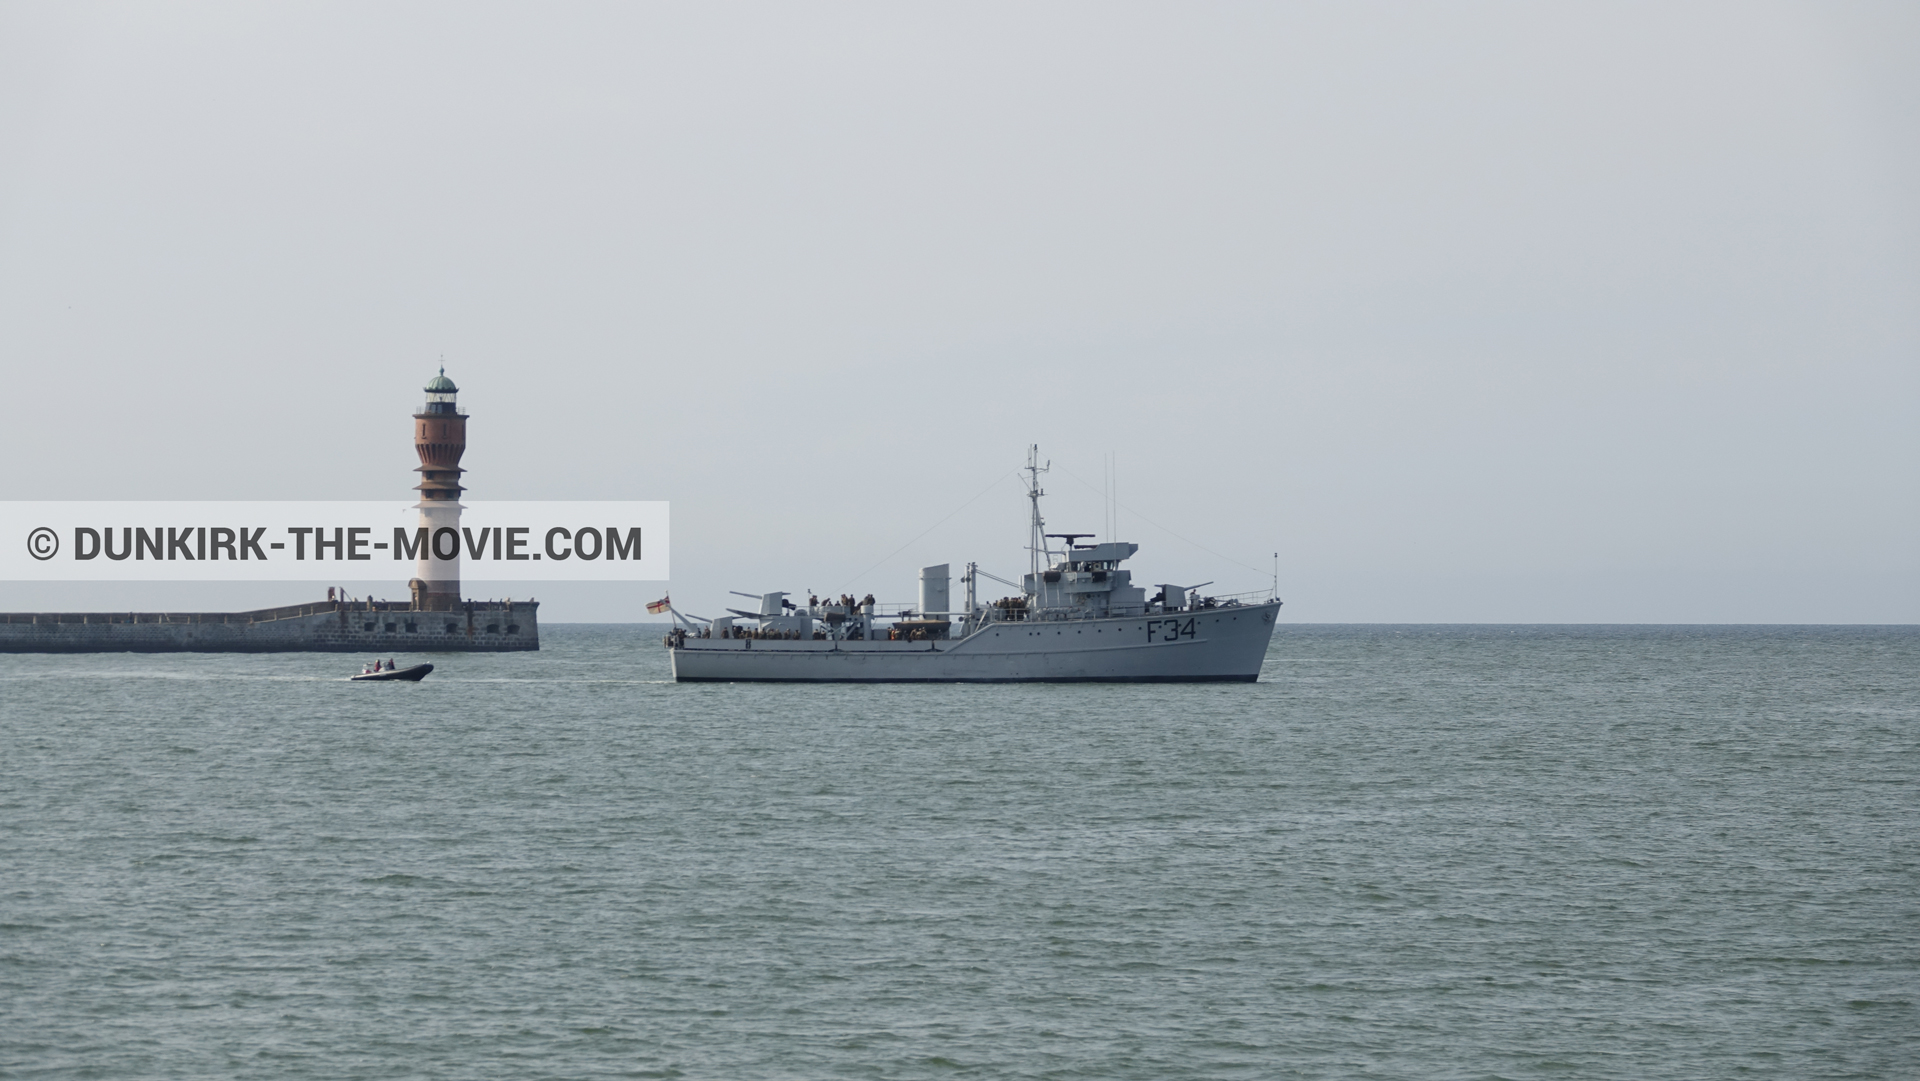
[1023,540,1147,617]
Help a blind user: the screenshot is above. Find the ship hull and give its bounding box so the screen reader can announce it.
[670,602,1279,683]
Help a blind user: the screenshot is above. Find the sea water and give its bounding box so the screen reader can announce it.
[2,625,1915,1079]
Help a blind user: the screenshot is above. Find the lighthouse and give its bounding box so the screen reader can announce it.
[0,364,542,653]
[411,367,466,610]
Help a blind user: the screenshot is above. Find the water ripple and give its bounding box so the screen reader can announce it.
[1,625,1915,1079]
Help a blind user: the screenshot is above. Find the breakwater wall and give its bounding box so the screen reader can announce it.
[0,599,538,653]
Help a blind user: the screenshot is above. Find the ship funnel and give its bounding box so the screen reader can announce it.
[919,564,950,617]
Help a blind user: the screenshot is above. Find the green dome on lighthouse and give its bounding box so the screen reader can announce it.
[424,366,458,393]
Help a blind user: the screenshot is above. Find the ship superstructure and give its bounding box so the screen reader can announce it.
[666,448,1279,682]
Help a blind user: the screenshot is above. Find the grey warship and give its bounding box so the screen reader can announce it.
[667,448,1280,682]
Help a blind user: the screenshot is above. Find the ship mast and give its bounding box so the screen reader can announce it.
[1025,444,1051,578]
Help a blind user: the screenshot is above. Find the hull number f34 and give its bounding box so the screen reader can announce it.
[1147,617,1197,643]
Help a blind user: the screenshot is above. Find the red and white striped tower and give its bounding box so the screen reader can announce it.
[412,367,466,610]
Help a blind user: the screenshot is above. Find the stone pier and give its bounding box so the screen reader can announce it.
[0,599,538,653]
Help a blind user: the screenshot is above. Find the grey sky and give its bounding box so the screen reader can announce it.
[2,1,1914,622]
